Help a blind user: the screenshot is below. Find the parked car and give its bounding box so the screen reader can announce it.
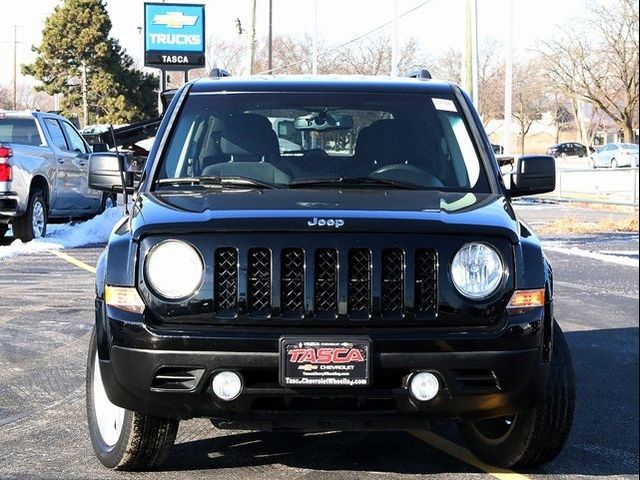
[491,143,504,154]
[589,143,639,168]
[85,73,574,471]
[546,142,589,158]
[0,111,116,241]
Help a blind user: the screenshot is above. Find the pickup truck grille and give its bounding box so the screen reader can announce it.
[213,244,438,323]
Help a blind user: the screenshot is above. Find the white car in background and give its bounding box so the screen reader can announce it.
[589,143,639,168]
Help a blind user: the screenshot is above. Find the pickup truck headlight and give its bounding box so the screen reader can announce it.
[451,242,504,299]
[145,240,204,300]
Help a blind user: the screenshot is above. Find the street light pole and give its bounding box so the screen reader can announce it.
[81,61,89,127]
[246,0,256,75]
[391,0,399,76]
[13,25,17,110]
[312,0,318,75]
[267,0,273,74]
[502,0,513,155]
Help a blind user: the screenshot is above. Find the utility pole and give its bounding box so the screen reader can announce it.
[81,61,89,127]
[471,0,479,107]
[391,0,399,76]
[267,0,273,74]
[312,0,318,75]
[462,0,473,97]
[246,0,256,75]
[502,0,513,155]
[13,25,17,110]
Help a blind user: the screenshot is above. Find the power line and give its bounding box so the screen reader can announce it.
[257,0,438,75]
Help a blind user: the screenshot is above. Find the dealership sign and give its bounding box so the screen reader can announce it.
[144,3,205,68]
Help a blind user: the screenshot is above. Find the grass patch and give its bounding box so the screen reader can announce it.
[537,216,639,235]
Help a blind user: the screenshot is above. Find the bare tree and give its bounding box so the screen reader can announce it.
[540,0,639,142]
[511,60,549,154]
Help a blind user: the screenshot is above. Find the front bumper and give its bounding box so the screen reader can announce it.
[97,302,550,428]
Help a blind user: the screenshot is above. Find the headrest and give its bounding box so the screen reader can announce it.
[355,119,415,164]
[219,113,279,158]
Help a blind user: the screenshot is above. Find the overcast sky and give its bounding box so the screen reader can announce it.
[1,0,586,87]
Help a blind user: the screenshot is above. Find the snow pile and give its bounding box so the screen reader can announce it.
[543,242,639,268]
[0,207,125,260]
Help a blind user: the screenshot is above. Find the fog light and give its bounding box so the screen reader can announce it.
[211,371,242,401]
[409,372,439,401]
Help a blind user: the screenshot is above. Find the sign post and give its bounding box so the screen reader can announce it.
[144,2,205,112]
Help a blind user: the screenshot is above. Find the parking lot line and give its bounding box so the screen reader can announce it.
[49,249,96,274]
[410,431,530,480]
[47,248,530,479]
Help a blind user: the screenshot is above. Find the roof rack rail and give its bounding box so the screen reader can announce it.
[209,67,232,78]
[405,69,432,80]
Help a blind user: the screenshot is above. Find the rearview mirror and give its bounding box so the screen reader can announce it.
[88,153,135,193]
[510,155,555,197]
[294,113,353,132]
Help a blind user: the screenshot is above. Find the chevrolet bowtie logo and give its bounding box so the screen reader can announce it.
[152,12,198,29]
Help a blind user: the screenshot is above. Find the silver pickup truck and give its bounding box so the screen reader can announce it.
[0,111,116,241]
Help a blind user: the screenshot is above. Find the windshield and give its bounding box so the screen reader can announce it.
[155,92,489,192]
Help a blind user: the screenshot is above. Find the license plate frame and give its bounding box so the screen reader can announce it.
[279,337,371,387]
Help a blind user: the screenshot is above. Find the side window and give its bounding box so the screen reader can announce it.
[44,119,68,151]
[60,121,88,154]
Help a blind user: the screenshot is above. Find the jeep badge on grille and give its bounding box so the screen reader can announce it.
[307,217,345,228]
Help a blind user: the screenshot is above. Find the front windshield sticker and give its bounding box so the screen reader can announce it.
[432,98,457,112]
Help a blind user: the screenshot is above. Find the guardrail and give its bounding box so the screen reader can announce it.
[538,167,639,207]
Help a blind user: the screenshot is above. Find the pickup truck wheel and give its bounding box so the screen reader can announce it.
[458,321,575,468]
[86,328,178,470]
[0,224,7,238]
[13,190,47,241]
[100,193,117,213]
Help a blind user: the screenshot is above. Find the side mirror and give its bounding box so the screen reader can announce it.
[88,153,135,193]
[510,155,556,197]
[91,143,109,153]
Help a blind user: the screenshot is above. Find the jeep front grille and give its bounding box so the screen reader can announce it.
[213,244,438,323]
[381,248,405,313]
[314,249,338,313]
[281,248,305,314]
[348,249,371,314]
[247,248,271,312]
[215,248,238,310]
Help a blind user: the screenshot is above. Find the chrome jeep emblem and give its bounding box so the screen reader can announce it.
[307,217,345,228]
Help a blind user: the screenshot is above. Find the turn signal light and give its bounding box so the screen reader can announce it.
[105,286,145,314]
[507,289,545,309]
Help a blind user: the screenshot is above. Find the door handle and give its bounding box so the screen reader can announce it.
[57,158,65,164]
[78,160,86,167]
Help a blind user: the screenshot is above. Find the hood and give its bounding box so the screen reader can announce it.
[129,189,520,242]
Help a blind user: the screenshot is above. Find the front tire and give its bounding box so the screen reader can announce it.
[0,224,7,238]
[86,328,178,470]
[458,321,575,468]
[13,189,47,241]
[99,193,117,213]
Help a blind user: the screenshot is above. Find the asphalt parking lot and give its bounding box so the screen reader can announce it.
[0,208,638,479]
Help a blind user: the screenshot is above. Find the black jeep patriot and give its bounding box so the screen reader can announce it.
[86,74,575,470]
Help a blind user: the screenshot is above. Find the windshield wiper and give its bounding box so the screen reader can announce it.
[157,176,278,189]
[289,176,419,190]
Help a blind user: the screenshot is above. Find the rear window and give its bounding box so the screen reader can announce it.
[0,117,42,146]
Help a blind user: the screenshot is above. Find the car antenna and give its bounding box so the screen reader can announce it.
[109,124,129,216]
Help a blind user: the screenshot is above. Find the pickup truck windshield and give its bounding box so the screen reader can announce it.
[156,92,489,192]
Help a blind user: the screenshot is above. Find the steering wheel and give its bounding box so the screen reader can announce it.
[370,163,444,188]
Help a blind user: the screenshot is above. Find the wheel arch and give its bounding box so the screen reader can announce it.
[30,175,50,211]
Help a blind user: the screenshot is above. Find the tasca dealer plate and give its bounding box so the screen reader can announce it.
[279,337,370,387]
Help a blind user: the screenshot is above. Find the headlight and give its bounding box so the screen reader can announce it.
[145,240,204,300]
[451,242,504,299]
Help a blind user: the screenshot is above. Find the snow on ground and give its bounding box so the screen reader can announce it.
[542,241,639,268]
[0,207,124,260]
